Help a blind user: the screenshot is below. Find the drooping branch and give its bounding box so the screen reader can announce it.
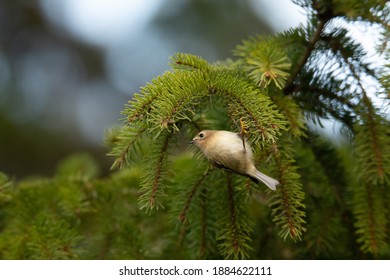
[269,142,306,241]
[283,19,328,95]
[179,167,211,223]
[138,131,172,211]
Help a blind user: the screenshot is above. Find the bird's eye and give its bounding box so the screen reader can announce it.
[199,132,204,138]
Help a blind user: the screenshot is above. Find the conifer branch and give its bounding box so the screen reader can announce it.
[354,183,389,255]
[332,41,390,184]
[216,175,253,260]
[363,108,385,181]
[3,0,389,260]
[353,115,390,185]
[177,218,189,252]
[234,36,292,89]
[303,133,361,255]
[199,187,209,259]
[108,125,147,170]
[179,168,211,223]
[125,88,161,124]
[226,174,239,254]
[284,18,328,95]
[357,99,384,182]
[173,163,218,259]
[171,53,210,73]
[102,0,389,257]
[270,142,306,241]
[211,74,286,144]
[270,95,306,138]
[151,137,169,203]
[138,131,172,211]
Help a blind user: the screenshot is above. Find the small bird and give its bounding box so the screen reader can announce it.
[190,130,279,190]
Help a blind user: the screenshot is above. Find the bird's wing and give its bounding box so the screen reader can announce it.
[211,160,258,183]
[211,160,233,173]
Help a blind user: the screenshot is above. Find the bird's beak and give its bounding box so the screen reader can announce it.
[188,138,195,144]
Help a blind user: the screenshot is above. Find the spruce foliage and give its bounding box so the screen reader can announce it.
[0,0,389,259]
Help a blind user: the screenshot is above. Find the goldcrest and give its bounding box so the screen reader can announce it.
[190,130,279,190]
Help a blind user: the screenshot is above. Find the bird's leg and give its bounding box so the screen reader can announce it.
[239,117,247,151]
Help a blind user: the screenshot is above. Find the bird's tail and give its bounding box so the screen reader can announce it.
[252,170,279,191]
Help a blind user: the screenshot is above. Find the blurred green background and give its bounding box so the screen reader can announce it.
[0,0,306,178]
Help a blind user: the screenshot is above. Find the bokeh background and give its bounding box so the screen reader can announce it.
[0,0,307,178]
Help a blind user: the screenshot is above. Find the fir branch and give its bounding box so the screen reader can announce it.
[354,114,390,185]
[332,37,390,184]
[235,36,292,89]
[172,161,219,259]
[284,18,328,95]
[270,94,307,138]
[179,167,211,223]
[304,133,348,215]
[171,53,211,73]
[290,68,356,130]
[210,73,287,145]
[216,174,253,259]
[198,187,210,259]
[107,125,147,170]
[353,183,389,255]
[321,27,376,80]
[269,142,306,241]
[302,132,361,256]
[147,70,207,132]
[178,186,212,259]
[178,181,218,259]
[124,84,162,124]
[138,131,172,212]
[123,70,208,128]
[348,59,390,185]
[293,84,355,112]
[226,175,240,254]
[304,210,343,258]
